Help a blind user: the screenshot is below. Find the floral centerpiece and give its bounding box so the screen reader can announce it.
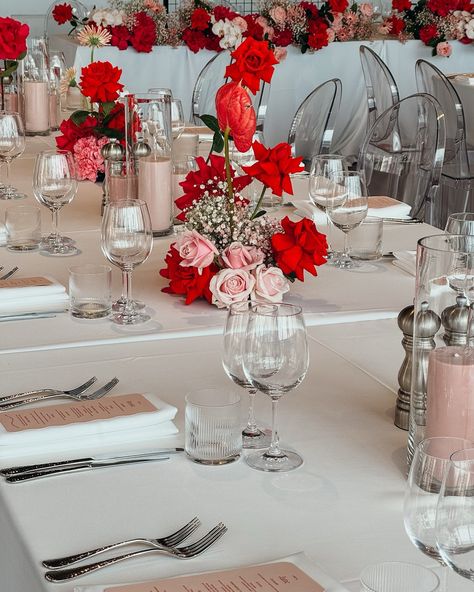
[0,16,29,110]
[160,36,327,308]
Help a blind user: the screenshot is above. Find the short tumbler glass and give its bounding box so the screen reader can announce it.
[69,264,112,319]
[6,204,41,251]
[359,562,439,592]
[185,388,242,465]
[350,216,383,260]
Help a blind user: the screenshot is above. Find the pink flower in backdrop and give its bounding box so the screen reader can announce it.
[209,268,255,308]
[269,6,287,26]
[359,2,374,16]
[331,13,344,32]
[255,16,275,39]
[73,136,108,182]
[176,230,218,271]
[274,46,288,61]
[233,16,248,32]
[253,265,290,303]
[345,12,358,24]
[327,28,336,42]
[221,242,264,270]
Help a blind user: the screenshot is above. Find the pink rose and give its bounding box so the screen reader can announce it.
[359,3,374,17]
[436,41,452,57]
[176,230,218,271]
[232,16,248,32]
[327,28,336,42]
[209,268,255,308]
[331,13,343,32]
[253,265,290,303]
[269,6,287,26]
[221,242,264,270]
[274,46,288,61]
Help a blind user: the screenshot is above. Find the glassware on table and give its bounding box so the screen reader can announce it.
[349,216,383,261]
[223,302,271,450]
[104,156,138,203]
[20,60,51,137]
[0,111,26,200]
[445,212,474,236]
[101,199,153,325]
[33,150,79,256]
[147,87,173,99]
[359,562,439,592]
[5,204,41,251]
[326,171,368,269]
[242,303,309,472]
[49,50,67,114]
[171,99,185,140]
[172,156,197,222]
[69,264,112,320]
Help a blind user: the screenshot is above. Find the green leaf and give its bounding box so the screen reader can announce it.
[199,114,221,134]
[100,128,124,140]
[71,110,93,126]
[101,101,115,118]
[253,209,267,219]
[211,130,224,153]
[0,62,19,78]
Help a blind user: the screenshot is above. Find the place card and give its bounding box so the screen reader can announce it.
[0,276,53,289]
[0,394,158,433]
[368,196,401,208]
[104,561,325,592]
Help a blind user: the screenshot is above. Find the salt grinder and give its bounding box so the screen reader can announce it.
[441,295,474,347]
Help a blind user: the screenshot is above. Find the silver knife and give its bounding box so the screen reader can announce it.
[382,217,423,224]
[0,448,184,477]
[0,313,60,322]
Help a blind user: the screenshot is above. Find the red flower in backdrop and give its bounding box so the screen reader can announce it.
[426,0,458,16]
[386,15,405,35]
[191,7,211,31]
[419,23,438,44]
[299,1,319,17]
[458,0,474,9]
[182,28,207,52]
[105,102,125,133]
[271,216,327,281]
[243,15,264,40]
[226,37,279,95]
[160,246,218,304]
[80,61,124,103]
[175,155,251,221]
[273,28,293,47]
[0,17,29,61]
[216,82,256,152]
[242,141,303,197]
[109,25,130,50]
[328,0,349,12]
[204,35,222,52]
[392,0,411,10]
[130,12,157,53]
[213,6,238,20]
[55,115,98,152]
[52,3,73,25]
[308,19,329,50]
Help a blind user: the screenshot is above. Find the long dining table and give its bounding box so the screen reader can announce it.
[0,136,471,592]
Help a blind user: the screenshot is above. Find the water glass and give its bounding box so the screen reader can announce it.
[445,212,474,235]
[185,388,242,465]
[360,562,439,592]
[0,111,26,200]
[171,99,185,140]
[69,264,112,319]
[5,205,41,251]
[350,216,383,260]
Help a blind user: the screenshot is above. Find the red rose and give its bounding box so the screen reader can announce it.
[191,7,211,31]
[419,23,438,45]
[273,28,293,47]
[55,115,98,152]
[243,15,264,40]
[226,37,279,95]
[182,28,207,52]
[109,25,130,50]
[130,12,156,53]
[52,3,73,25]
[328,0,349,12]
[392,0,411,10]
[386,15,405,35]
[271,216,327,281]
[80,61,124,104]
[299,2,319,17]
[160,245,218,305]
[0,17,29,61]
[213,6,238,21]
[216,82,256,152]
[242,141,303,197]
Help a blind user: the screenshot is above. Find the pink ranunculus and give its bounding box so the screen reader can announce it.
[359,2,374,17]
[269,6,287,26]
[176,230,218,271]
[274,46,288,61]
[232,15,248,32]
[221,242,264,270]
[253,265,290,303]
[327,28,336,42]
[436,41,452,57]
[209,268,255,308]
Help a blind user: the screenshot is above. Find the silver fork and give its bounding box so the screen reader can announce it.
[0,266,19,280]
[0,378,119,410]
[44,523,228,582]
[42,517,202,570]
[0,377,98,405]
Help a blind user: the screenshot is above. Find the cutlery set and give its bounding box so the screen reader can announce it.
[0,266,19,280]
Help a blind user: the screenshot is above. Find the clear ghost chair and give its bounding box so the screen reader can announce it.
[415,59,474,226]
[358,93,446,226]
[287,78,342,170]
[44,0,88,42]
[359,45,400,140]
[11,14,44,37]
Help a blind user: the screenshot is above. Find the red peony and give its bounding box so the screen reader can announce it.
[299,1,319,17]
[105,102,125,133]
[80,61,124,104]
[55,115,98,152]
[386,15,406,35]
[160,245,218,304]
[213,6,238,20]
[243,14,264,40]
[392,0,411,10]
[216,82,256,152]
[226,37,279,95]
[242,141,303,197]
[52,3,73,25]
[182,28,207,53]
[130,12,157,53]
[0,17,29,61]
[204,35,223,52]
[191,7,211,31]
[271,216,327,281]
[419,23,438,45]
[109,25,130,50]
[307,19,329,50]
[273,28,294,47]
[328,0,349,12]
[426,0,458,16]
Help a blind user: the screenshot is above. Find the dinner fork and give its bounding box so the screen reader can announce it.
[0,266,19,280]
[44,523,228,582]
[42,517,202,569]
[0,377,98,405]
[0,378,119,410]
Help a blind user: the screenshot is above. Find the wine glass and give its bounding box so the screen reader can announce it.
[309,154,348,264]
[326,171,368,269]
[171,99,185,140]
[242,303,309,472]
[0,111,26,200]
[223,302,271,449]
[33,150,79,256]
[101,199,153,325]
[445,212,474,236]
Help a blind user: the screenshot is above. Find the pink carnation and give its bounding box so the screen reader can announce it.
[73,136,108,182]
[274,46,288,61]
[232,16,248,32]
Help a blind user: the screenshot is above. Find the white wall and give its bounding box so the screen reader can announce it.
[1,0,96,17]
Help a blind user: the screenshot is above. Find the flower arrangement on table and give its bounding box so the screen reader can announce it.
[0,16,29,110]
[160,36,328,308]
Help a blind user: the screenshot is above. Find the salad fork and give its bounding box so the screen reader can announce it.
[0,266,19,280]
[44,523,228,582]
[0,377,98,405]
[42,517,202,569]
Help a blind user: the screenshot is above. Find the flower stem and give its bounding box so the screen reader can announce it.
[1,61,5,111]
[250,184,267,220]
[223,128,235,237]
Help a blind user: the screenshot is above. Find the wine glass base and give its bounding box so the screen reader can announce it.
[112,299,145,312]
[111,312,151,325]
[333,256,358,270]
[41,235,75,248]
[40,245,80,257]
[242,428,272,450]
[245,449,303,472]
[0,191,27,200]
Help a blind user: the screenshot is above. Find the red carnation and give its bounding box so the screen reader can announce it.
[160,245,218,305]
[204,35,223,52]
[216,82,256,152]
[242,141,303,197]
[0,17,29,61]
[299,1,319,17]
[307,18,329,50]
[52,3,73,25]
[243,14,264,40]
[55,115,98,152]
[213,6,238,21]
[392,0,411,10]
[191,7,211,31]
[130,12,156,53]
[182,28,207,53]
[271,216,327,281]
[427,0,458,16]
[386,15,405,35]
[80,61,124,104]
[419,23,438,45]
[273,28,293,47]
[328,0,349,12]
[109,25,130,50]
[226,37,279,95]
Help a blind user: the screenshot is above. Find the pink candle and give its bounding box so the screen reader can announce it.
[49,93,59,130]
[23,81,49,135]
[138,155,172,235]
[108,174,138,201]
[4,92,18,112]
[426,346,474,440]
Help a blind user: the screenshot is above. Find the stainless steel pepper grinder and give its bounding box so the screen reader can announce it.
[396,304,415,430]
[441,295,474,347]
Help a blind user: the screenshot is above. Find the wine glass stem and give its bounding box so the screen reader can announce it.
[52,209,61,246]
[325,211,333,252]
[244,389,259,435]
[342,231,350,258]
[267,397,282,457]
[123,268,134,314]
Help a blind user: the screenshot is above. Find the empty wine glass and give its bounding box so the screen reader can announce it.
[243,303,309,472]
[326,171,368,269]
[445,212,474,236]
[223,302,271,449]
[33,150,79,256]
[171,99,185,140]
[0,111,26,200]
[101,199,153,325]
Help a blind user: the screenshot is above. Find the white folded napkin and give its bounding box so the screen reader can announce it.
[183,124,214,142]
[0,223,6,246]
[0,275,68,316]
[392,250,416,276]
[452,73,474,86]
[0,393,178,459]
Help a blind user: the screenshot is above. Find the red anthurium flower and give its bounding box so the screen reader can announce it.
[80,61,124,104]
[271,216,327,281]
[242,141,304,197]
[225,37,279,95]
[216,82,256,152]
[52,3,73,25]
[0,17,29,61]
